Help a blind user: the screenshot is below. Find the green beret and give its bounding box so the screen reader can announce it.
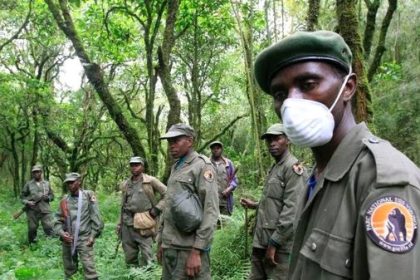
[254,30,353,94]
[261,124,286,139]
[160,123,196,139]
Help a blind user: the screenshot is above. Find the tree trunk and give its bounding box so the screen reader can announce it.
[231,0,266,183]
[367,0,397,81]
[307,0,321,31]
[157,0,181,182]
[363,0,380,60]
[44,0,146,158]
[336,0,372,122]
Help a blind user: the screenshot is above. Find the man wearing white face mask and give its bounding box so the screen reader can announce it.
[254,30,420,280]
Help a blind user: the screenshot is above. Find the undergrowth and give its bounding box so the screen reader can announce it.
[0,189,253,280]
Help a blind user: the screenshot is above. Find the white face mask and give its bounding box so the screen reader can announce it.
[280,71,352,148]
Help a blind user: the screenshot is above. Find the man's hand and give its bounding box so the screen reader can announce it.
[265,245,278,266]
[185,248,202,277]
[86,236,95,247]
[156,244,163,265]
[61,232,73,244]
[26,201,36,207]
[42,194,49,202]
[221,188,231,197]
[240,198,257,209]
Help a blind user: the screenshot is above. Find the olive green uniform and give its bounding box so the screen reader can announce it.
[289,123,420,280]
[159,151,219,280]
[250,151,306,280]
[120,173,167,266]
[21,179,54,243]
[54,190,103,280]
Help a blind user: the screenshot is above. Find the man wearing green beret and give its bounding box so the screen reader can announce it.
[20,164,54,243]
[209,141,238,216]
[254,30,420,279]
[116,156,167,267]
[240,124,306,280]
[157,123,219,280]
[54,172,103,280]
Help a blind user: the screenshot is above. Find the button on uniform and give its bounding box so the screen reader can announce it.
[345,258,351,268]
[311,242,317,251]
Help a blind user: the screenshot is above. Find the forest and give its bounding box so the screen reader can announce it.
[0,0,419,279]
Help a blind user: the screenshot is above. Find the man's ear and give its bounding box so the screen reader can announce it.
[343,73,357,102]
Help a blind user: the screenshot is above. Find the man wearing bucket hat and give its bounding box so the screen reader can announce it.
[157,123,219,280]
[209,141,238,216]
[54,172,103,280]
[116,156,167,267]
[254,30,420,279]
[20,164,55,243]
[240,124,306,280]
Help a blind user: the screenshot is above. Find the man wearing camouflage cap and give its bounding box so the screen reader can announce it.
[209,141,238,216]
[20,164,54,243]
[116,156,167,267]
[240,124,306,280]
[157,123,219,279]
[54,172,103,280]
[254,30,420,279]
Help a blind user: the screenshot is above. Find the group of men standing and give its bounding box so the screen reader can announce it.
[19,29,420,280]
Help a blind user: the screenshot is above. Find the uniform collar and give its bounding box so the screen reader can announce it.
[275,149,290,166]
[184,150,198,164]
[324,122,371,182]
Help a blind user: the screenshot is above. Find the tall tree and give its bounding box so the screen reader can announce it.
[44,0,146,159]
[306,0,321,30]
[230,0,266,182]
[367,0,398,81]
[157,0,181,181]
[336,0,372,122]
[104,0,167,174]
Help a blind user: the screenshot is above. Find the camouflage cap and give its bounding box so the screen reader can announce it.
[254,30,353,94]
[261,124,286,139]
[129,156,144,165]
[31,165,43,172]
[64,172,81,183]
[160,123,195,139]
[209,141,223,148]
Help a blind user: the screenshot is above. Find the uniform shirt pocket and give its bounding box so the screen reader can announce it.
[300,228,353,279]
[265,177,285,200]
[176,175,195,189]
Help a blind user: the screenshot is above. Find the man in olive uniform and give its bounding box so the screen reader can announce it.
[209,141,238,216]
[254,30,420,279]
[54,172,103,280]
[158,123,219,280]
[116,156,167,267]
[21,164,54,243]
[240,124,306,280]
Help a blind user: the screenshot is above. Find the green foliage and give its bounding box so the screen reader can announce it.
[375,62,402,81]
[211,210,252,280]
[371,61,420,164]
[0,188,256,279]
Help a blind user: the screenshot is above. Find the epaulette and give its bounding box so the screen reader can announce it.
[363,137,420,189]
[198,154,212,165]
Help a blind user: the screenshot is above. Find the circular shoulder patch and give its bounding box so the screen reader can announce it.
[292,163,304,175]
[203,169,214,182]
[365,196,417,253]
[90,194,97,203]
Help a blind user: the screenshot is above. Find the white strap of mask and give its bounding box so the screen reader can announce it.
[329,66,352,112]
